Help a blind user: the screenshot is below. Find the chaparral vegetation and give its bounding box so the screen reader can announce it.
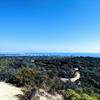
[0,56,100,100]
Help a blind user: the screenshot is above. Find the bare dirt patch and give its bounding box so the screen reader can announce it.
[0,82,23,100]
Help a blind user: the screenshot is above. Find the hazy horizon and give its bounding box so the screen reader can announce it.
[1,51,100,54]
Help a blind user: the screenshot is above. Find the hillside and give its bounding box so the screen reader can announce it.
[0,56,100,100]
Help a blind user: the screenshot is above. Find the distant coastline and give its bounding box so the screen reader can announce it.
[0,52,100,57]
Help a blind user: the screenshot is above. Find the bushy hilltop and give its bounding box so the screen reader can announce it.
[0,56,100,100]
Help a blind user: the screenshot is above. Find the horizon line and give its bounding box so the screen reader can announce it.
[0,51,100,54]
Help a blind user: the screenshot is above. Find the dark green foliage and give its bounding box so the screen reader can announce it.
[0,56,100,99]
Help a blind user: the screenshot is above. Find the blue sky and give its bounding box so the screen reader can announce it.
[0,0,100,52]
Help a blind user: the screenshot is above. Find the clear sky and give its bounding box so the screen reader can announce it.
[0,0,100,53]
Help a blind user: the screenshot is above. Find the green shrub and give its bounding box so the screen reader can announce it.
[65,89,99,100]
[66,89,81,100]
[15,68,36,86]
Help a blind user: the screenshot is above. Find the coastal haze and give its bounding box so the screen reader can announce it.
[0,52,100,57]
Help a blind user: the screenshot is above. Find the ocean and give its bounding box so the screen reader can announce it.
[0,52,100,57]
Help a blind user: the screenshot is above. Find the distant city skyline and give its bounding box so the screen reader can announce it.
[0,0,100,53]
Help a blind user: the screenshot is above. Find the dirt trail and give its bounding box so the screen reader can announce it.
[61,69,80,83]
[0,82,23,100]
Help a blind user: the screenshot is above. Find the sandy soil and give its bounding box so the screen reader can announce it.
[70,72,80,82]
[0,82,63,100]
[61,71,80,83]
[0,82,23,100]
[36,89,63,100]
